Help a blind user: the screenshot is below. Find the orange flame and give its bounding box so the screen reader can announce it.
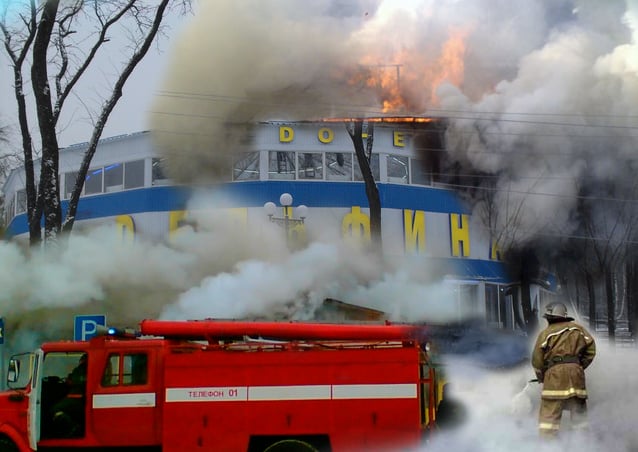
[321,116,434,124]
[349,27,468,114]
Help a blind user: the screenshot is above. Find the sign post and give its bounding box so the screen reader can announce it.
[74,315,107,341]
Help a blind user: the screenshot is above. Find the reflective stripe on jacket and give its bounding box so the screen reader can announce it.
[531,321,596,400]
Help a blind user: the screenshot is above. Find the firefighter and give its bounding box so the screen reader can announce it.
[51,353,88,437]
[531,303,596,438]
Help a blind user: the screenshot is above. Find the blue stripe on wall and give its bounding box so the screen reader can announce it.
[5,181,469,237]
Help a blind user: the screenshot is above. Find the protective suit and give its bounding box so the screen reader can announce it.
[531,303,596,437]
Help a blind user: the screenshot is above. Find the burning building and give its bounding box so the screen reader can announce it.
[2,116,557,332]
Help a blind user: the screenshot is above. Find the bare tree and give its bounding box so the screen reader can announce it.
[626,247,638,344]
[579,195,638,344]
[346,119,382,255]
[0,123,12,228]
[1,0,189,245]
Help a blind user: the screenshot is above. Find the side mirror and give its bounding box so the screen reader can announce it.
[7,359,19,384]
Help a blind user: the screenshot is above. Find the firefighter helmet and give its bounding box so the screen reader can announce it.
[542,303,574,321]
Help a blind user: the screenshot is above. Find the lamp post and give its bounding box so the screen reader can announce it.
[264,193,308,247]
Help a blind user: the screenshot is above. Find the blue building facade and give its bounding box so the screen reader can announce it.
[2,120,555,330]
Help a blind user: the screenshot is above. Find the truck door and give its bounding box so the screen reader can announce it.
[90,350,158,446]
[27,351,42,450]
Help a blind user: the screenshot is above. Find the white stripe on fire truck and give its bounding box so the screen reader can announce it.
[92,392,156,409]
[332,383,417,399]
[165,384,417,403]
[249,385,331,401]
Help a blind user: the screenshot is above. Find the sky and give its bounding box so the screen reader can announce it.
[0,1,192,148]
[0,2,637,449]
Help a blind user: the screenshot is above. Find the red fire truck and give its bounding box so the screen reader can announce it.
[0,320,443,451]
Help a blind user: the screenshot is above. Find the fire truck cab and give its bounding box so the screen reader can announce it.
[0,320,443,452]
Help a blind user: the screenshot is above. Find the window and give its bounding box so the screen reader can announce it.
[485,284,514,329]
[102,353,148,386]
[104,163,123,192]
[354,154,380,181]
[457,283,478,318]
[43,352,87,384]
[65,171,79,198]
[85,168,103,194]
[102,355,120,386]
[297,153,323,180]
[6,197,15,222]
[411,159,432,186]
[485,284,503,328]
[233,152,260,181]
[326,152,352,181]
[268,151,295,180]
[387,155,409,184]
[16,189,27,214]
[123,354,148,385]
[152,158,168,185]
[124,160,145,189]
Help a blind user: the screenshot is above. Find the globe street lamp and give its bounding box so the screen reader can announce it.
[264,193,308,247]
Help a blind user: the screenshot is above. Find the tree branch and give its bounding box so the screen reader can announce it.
[63,0,173,232]
[53,0,138,122]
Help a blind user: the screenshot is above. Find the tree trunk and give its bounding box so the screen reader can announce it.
[625,258,637,344]
[605,270,616,344]
[31,0,62,242]
[586,272,596,331]
[3,1,41,245]
[520,280,538,335]
[346,120,381,254]
[513,248,539,335]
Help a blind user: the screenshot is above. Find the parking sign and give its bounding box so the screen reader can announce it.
[74,315,106,341]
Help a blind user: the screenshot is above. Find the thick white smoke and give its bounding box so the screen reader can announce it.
[438,1,638,245]
[2,190,468,348]
[423,344,638,452]
[4,2,638,449]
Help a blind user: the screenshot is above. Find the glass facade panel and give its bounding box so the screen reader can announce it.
[233,152,260,181]
[6,197,15,222]
[268,151,295,180]
[124,159,145,189]
[104,163,123,192]
[387,155,409,184]
[326,152,352,180]
[85,168,103,194]
[297,152,323,180]
[65,171,79,198]
[485,284,501,327]
[152,158,168,185]
[354,154,380,181]
[411,159,432,185]
[16,189,27,214]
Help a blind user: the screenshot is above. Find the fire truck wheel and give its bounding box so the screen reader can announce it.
[0,437,19,452]
[263,439,319,452]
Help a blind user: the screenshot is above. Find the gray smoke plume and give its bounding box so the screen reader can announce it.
[437,0,638,246]
[150,0,638,249]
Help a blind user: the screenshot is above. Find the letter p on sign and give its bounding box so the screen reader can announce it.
[74,315,107,341]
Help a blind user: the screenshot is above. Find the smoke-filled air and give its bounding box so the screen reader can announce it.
[150,0,638,249]
[3,1,638,451]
